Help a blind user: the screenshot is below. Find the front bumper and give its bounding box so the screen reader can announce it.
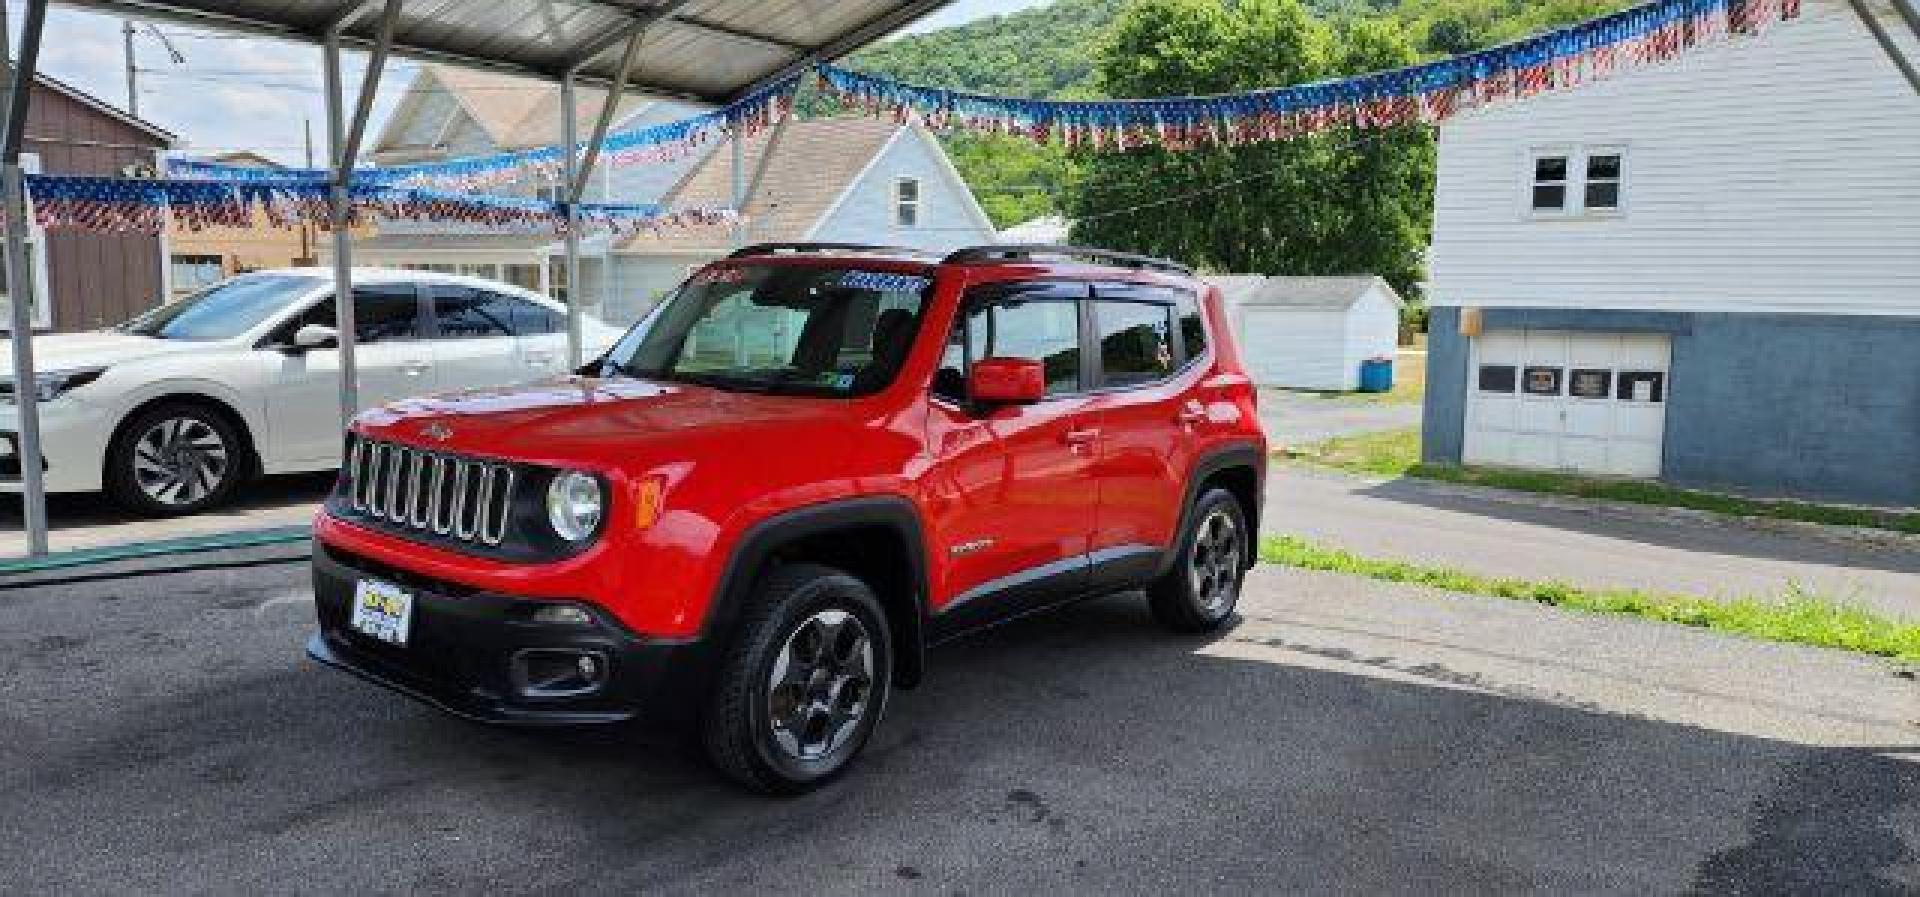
[0,398,112,493]
[307,540,714,728]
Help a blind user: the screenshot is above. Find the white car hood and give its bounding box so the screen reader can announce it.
[0,331,207,373]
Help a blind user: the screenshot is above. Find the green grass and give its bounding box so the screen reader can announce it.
[1285,427,1920,536]
[1260,535,1920,663]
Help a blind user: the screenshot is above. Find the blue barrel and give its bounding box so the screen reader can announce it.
[1358,357,1394,393]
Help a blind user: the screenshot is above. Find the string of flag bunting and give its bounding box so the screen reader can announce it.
[820,0,1800,149]
[24,175,738,236]
[163,72,804,192]
[30,0,1799,235]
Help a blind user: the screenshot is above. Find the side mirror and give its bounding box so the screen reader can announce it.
[968,357,1046,406]
[292,324,339,350]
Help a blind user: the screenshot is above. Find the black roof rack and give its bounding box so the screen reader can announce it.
[941,244,1194,276]
[728,242,934,260]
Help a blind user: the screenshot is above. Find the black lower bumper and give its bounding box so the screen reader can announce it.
[307,541,714,728]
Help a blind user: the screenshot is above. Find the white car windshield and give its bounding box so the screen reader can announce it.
[119,273,322,340]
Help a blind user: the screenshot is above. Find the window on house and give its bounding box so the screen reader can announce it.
[1584,153,1623,211]
[1530,155,1570,212]
[895,177,920,227]
[171,255,226,294]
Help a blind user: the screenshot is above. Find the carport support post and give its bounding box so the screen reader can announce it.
[321,32,360,425]
[320,0,401,428]
[2,0,50,557]
[560,73,582,369]
[729,132,744,248]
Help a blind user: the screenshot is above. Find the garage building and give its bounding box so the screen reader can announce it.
[1422,0,1920,505]
[1210,275,1403,391]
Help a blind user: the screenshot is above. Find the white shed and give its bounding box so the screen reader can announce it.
[1208,275,1404,390]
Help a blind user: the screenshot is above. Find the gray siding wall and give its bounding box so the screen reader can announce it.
[1424,308,1920,507]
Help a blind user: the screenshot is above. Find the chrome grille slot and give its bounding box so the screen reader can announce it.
[344,438,518,547]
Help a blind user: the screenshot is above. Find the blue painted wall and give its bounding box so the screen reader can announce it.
[1424,308,1920,507]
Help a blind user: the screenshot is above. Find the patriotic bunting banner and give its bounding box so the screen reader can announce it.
[25,175,739,237]
[40,0,1802,236]
[818,0,1800,150]
[165,72,803,192]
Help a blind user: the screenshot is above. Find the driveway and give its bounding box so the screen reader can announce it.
[1256,390,1422,448]
[1266,464,1920,619]
[3,548,1914,893]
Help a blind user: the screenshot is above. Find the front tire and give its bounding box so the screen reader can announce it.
[703,564,892,795]
[104,403,245,517]
[1149,488,1249,633]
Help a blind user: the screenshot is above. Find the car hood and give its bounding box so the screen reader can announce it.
[0,331,207,373]
[356,377,863,469]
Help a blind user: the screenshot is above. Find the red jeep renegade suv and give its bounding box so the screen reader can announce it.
[308,243,1267,793]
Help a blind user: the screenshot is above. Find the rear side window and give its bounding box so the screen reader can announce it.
[511,298,566,335]
[1175,290,1208,359]
[433,286,516,338]
[1094,300,1175,387]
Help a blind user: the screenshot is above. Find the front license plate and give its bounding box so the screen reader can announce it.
[350,579,414,646]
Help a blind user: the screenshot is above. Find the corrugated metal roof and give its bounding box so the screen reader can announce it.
[59,0,956,103]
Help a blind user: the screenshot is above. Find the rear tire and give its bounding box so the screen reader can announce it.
[702,564,892,795]
[103,403,246,517]
[1148,488,1248,633]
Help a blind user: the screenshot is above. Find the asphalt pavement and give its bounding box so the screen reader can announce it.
[4,547,1914,893]
[1266,464,1920,620]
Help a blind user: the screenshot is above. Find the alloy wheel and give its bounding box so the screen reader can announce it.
[131,416,231,507]
[1188,508,1243,617]
[765,609,874,762]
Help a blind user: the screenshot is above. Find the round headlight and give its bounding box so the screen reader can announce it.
[545,471,603,542]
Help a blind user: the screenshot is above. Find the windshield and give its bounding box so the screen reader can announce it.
[599,264,933,397]
[119,273,321,340]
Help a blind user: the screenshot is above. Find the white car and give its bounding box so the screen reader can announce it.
[0,267,623,516]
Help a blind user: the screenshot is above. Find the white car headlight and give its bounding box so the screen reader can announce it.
[0,367,106,404]
[545,471,604,543]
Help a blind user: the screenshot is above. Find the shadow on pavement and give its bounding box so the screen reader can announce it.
[4,576,1914,894]
[1355,475,1920,579]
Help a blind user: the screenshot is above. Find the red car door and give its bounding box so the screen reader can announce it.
[923,280,1100,632]
[1083,282,1204,589]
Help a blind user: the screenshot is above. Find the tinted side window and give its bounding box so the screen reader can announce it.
[972,300,1081,396]
[1094,300,1175,387]
[353,285,423,342]
[1175,291,1208,360]
[433,286,516,338]
[510,298,565,335]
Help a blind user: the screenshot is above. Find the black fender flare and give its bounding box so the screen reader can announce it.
[703,495,931,688]
[1156,442,1267,580]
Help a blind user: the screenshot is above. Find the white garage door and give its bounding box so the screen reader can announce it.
[1464,330,1670,477]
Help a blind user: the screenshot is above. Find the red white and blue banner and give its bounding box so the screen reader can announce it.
[24,175,738,236]
[35,0,1802,235]
[820,0,1800,149]
[164,72,803,192]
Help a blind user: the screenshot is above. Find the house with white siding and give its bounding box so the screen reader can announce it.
[1421,0,1920,506]
[612,116,997,324]
[347,66,994,327]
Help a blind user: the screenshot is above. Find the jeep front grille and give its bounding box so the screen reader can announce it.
[346,439,516,546]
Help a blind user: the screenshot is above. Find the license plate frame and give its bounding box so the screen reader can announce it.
[350,578,414,647]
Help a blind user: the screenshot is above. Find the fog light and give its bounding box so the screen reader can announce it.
[512,648,608,698]
[530,604,593,625]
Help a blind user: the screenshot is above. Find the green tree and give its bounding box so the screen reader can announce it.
[1066,0,1432,295]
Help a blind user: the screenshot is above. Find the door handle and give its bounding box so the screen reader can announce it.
[1063,428,1100,446]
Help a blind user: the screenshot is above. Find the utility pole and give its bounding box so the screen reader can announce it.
[122,20,136,116]
[300,117,314,264]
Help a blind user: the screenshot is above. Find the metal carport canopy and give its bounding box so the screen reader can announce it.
[54,0,955,102]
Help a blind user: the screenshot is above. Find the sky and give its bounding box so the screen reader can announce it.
[19,0,1054,166]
